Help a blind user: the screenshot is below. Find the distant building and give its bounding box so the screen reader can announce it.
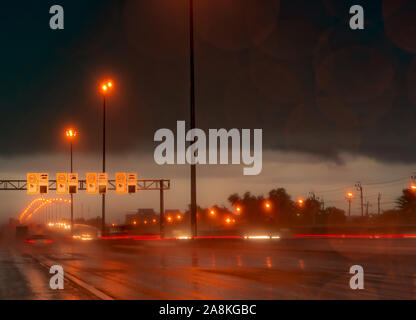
[125,208,183,225]
[165,209,181,216]
[125,208,158,225]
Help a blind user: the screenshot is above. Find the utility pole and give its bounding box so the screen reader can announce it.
[377,193,381,215]
[355,182,364,216]
[365,201,372,216]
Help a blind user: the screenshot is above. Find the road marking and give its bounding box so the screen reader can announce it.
[33,256,114,300]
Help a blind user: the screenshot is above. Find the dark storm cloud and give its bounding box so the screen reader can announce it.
[1,0,416,164]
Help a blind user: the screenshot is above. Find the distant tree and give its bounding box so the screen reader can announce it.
[396,189,416,212]
[322,207,346,224]
[268,188,295,226]
[395,189,416,222]
[301,198,321,224]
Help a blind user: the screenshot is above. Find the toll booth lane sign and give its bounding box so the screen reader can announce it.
[27,173,38,194]
[116,173,127,194]
[56,173,68,194]
[86,173,97,194]
[98,173,108,194]
[68,173,78,194]
[127,173,137,194]
[39,173,49,194]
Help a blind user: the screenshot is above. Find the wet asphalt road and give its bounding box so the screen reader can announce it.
[1,238,415,300]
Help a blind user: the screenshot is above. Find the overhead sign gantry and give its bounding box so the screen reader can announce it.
[0,174,171,238]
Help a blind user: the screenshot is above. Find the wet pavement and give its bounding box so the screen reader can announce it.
[1,238,415,300]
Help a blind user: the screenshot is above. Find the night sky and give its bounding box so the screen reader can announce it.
[1,0,416,222]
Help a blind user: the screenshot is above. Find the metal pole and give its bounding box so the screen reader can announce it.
[160,180,165,239]
[70,141,73,234]
[189,0,197,238]
[102,95,106,237]
[348,199,351,217]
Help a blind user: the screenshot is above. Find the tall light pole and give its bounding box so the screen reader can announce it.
[355,182,363,217]
[65,128,77,233]
[100,81,113,237]
[346,192,353,217]
[189,0,197,238]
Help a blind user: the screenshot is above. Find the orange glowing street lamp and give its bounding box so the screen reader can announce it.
[346,191,353,217]
[235,206,242,214]
[99,80,113,237]
[297,199,304,207]
[209,209,216,216]
[65,128,77,233]
[264,201,271,210]
[411,184,416,191]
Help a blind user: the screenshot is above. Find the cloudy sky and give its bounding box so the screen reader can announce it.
[1,0,416,223]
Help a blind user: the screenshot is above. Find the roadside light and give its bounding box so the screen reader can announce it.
[411,185,416,191]
[112,223,115,227]
[65,129,77,139]
[177,214,182,220]
[226,218,231,224]
[264,201,271,210]
[210,209,215,216]
[101,80,113,93]
[152,219,157,223]
[167,216,172,222]
[144,220,148,225]
[133,221,137,225]
[297,199,304,207]
[235,206,242,214]
[347,192,353,198]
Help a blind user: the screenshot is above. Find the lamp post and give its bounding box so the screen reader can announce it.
[189,0,197,238]
[100,81,113,237]
[65,128,76,233]
[346,192,353,217]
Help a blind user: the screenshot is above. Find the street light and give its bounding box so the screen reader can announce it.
[209,209,216,216]
[297,199,304,207]
[189,0,197,238]
[264,201,271,210]
[65,128,77,233]
[346,192,353,217]
[100,80,113,237]
[235,206,242,214]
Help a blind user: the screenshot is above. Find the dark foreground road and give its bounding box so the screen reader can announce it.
[0,237,415,300]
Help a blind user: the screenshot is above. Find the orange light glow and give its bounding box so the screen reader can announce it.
[133,221,137,225]
[65,129,77,139]
[144,220,148,225]
[176,214,182,220]
[297,199,304,206]
[226,218,232,224]
[347,192,354,198]
[235,206,242,213]
[167,216,172,222]
[152,219,157,223]
[264,201,271,209]
[101,80,113,93]
[411,185,416,191]
[210,209,215,216]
